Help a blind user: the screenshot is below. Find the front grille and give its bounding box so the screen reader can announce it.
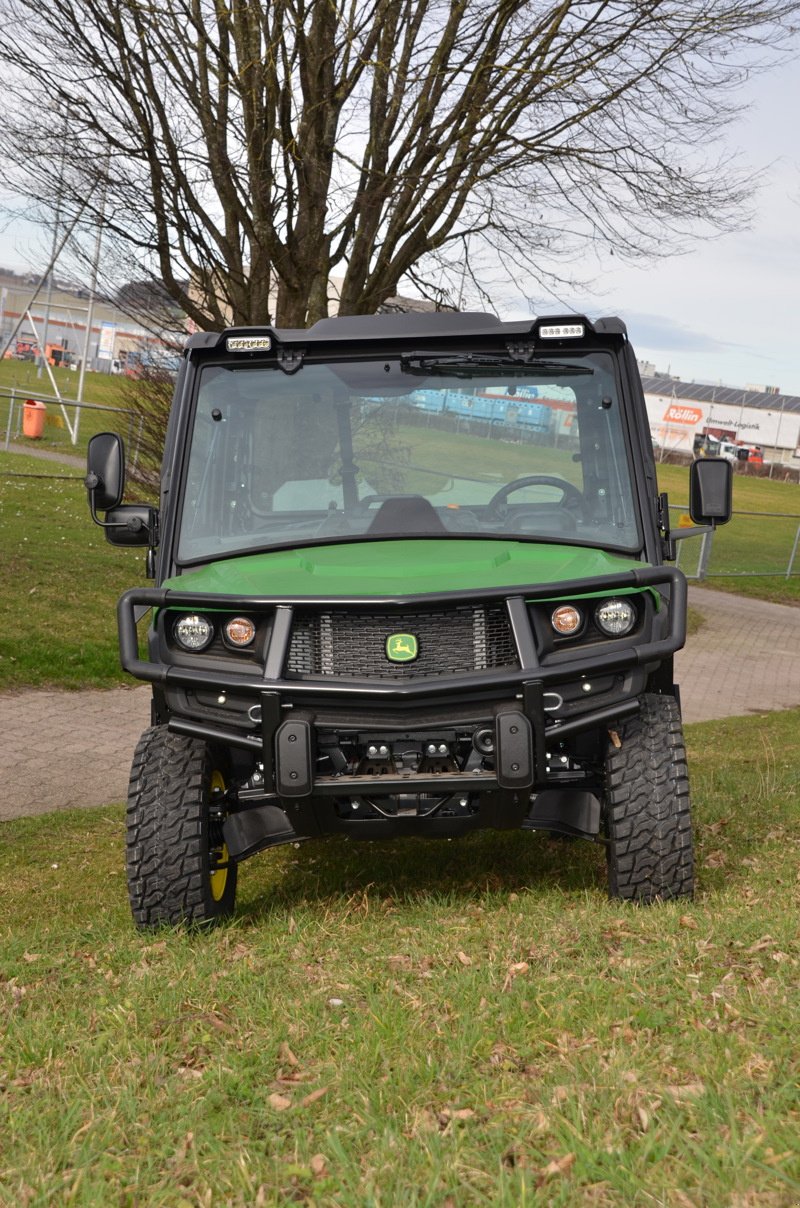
[286,604,518,680]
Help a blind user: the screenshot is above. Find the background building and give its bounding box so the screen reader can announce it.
[0,269,176,374]
[642,375,800,470]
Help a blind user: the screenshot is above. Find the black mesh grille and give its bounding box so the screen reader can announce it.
[286,605,518,680]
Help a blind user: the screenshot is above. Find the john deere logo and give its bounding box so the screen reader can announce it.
[386,633,418,663]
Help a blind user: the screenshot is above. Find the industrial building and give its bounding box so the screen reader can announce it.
[641,375,800,471]
[0,270,175,374]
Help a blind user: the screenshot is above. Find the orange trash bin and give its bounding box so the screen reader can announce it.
[22,399,47,439]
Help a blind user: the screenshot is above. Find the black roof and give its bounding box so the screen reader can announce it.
[186,311,628,350]
[641,376,800,415]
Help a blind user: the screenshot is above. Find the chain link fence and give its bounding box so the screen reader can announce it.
[2,387,143,472]
[670,504,800,581]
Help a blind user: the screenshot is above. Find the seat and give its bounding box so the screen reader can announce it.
[366,495,447,535]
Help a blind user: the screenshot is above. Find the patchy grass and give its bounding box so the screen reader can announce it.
[686,605,705,637]
[0,358,123,406]
[1,710,798,1205]
[0,451,145,689]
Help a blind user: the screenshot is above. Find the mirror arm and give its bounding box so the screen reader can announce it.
[662,522,715,560]
[670,523,714,541]
[86,476,129,530]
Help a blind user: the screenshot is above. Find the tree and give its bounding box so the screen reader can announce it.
[0,0,796,328]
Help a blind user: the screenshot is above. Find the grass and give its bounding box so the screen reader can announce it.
[0,357,127,409]
[1,708,798,1205]
[365,419,582,492]
[0,451,144,689]
[656,463,800,606]
[0,360,136,460]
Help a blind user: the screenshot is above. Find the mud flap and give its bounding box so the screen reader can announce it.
[223,804,302,861]
[274,718,315,797]
[524,789,601,840]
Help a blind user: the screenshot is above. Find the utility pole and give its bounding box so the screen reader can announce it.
[75,162,108,444]
[38,116,69,380]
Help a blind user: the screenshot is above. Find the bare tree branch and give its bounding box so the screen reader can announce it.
[0,0,796,325]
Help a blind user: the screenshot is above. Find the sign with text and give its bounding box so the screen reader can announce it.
[98,323,116,360]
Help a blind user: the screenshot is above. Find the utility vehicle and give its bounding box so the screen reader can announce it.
[86,311,732,927]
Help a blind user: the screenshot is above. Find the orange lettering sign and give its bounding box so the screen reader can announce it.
[663,404,703,425]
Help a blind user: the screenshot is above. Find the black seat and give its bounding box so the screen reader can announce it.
[366,495,447,535]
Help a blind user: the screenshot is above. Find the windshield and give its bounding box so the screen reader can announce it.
[176,351,641,562]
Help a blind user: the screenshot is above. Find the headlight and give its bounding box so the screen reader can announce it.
[173,613,214,651]
[224,616,256,647]
[594,598,636,637]
[551,604,582,635]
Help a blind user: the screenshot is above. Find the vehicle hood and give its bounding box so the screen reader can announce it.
[164,539,645,598]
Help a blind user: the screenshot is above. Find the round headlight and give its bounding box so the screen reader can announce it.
[224,616,256,647]
[173,613,214,651]
[551,604,582,635]
[595,598,636,637]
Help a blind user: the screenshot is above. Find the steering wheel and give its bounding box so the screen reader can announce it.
[485,475,586,518]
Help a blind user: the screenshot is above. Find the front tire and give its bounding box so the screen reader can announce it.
[126,726,238,928]
[604,694,693,903]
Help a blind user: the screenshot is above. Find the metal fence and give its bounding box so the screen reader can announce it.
[4,405,799,581]
[670,504,800,581]
[2,387,143,471]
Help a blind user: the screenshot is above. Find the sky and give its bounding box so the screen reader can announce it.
[1,34,798,397]
[502,47,800,398]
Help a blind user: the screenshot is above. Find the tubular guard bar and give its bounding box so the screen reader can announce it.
[116,565,687,701]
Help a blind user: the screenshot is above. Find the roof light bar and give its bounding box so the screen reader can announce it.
[538,323,584,339]
[226,336,272,352]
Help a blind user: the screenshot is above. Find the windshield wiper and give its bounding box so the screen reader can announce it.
[401,352,593,376]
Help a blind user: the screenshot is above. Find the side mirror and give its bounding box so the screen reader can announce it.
[104,505,158,548]
[86,432,125,512]
[689,457,732,527]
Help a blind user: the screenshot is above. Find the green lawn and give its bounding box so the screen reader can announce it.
[1,709,798,1205]
[656,463,800,606]
[0,451,145,689]
[0,360,136,459]
[2,437,798,692]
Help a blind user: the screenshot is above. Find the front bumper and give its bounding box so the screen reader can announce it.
[117,565,686,798]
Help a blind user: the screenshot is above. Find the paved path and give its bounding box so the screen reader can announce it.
[675,587,800,723]
[0,586,797,821]
[4,441,85,469]
[0,685,151,821]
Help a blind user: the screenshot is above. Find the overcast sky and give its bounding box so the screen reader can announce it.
[504,46,800,398]
[1,36,798,396]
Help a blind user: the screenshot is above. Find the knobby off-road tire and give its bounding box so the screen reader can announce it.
[605,693,694,903]
[126,726,238,928]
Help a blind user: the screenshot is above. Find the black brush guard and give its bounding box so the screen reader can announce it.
[116,565,686,802]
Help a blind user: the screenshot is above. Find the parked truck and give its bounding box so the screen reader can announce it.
[694,431,764,466]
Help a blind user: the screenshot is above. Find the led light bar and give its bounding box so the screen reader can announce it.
[538,323,585,339]
[226,336,272,352]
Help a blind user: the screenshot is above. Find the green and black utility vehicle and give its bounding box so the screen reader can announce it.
[86,311,732,927]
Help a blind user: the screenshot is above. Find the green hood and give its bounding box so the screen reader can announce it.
[165,539,645,598]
